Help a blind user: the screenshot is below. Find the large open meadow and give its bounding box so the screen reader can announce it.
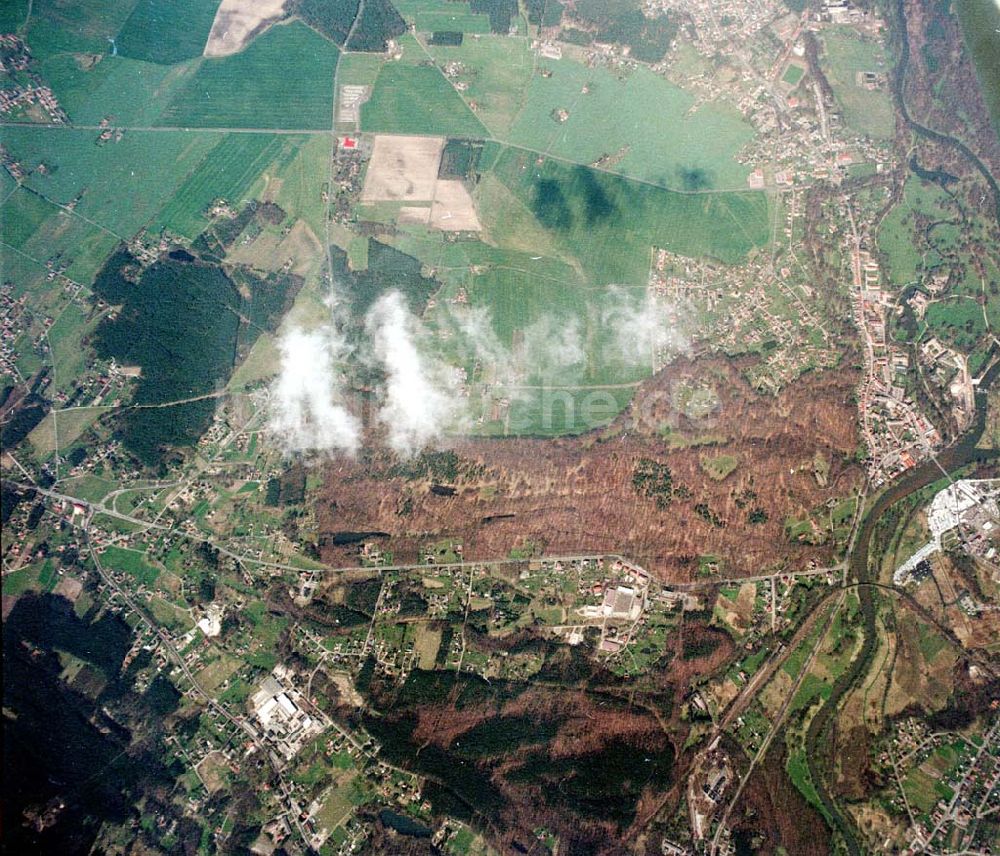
[116,0,219,65]
[424,35,535,137]
[483,146,770,284]
[506,61,754,190]
[20,0,138,57]
[2,127,221,236]
[877,175,955,286]
[38,54,199,126]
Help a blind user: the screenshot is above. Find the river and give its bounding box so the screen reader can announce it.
[804,353,1000,854]
[890,0,1000,228]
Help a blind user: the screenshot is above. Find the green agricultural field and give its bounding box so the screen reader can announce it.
[506,62,754,190]
[2,561,59,595]
[0,191,120,289]
[820,26,894,139]
[116,0,219,65]
[152,133,293,238]
[0,187,58,249]
[38,54,200,126]
[0,252,48,304]
[485,147,769,285]
[2,127,220,237]
[161,22,339,129]
[28,407,107,455]
[361,62,490,137]
[463,259,587,346]
[47,302,97,392]
[471,172,568,261]
[19,211,120,285]
[262,134,335,238]
[425,35,535,137]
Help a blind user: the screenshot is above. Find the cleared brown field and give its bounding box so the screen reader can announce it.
[360,134,445,202]
[431,179,481,230]
[318,357,864,581]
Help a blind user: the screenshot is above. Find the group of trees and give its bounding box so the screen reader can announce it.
[291,0,406,50]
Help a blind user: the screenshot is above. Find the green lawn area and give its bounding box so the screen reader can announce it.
[23,0,138,58]
[336,52,386,87]
[877,176,955,286]
[916,622,948,662]
[2,561,59,596]
[788,672,832,714]
[161,22,340,129]
[264,134,338,238]
[29,406,107,455]
[317,774,361,830]
[903,767,943,814]
[47,302,97,393]
[149,595,194,632]
[820,26,894,139]
[786,746,832,821]
[0,187,61,248]
[116,0,219,65]
[5,204,118,286]
[700,453,739,480]
[101,545,160,586]
[506,62,755,191]
[38,54,201,126]
[782,64,805,86]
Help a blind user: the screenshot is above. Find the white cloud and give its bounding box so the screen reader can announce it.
[268,326,361,456]
[366,291,467,457]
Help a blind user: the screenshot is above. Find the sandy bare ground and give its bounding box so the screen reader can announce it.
[204,0,289,58]
[431,179,481,230]
[361,134,445,202]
